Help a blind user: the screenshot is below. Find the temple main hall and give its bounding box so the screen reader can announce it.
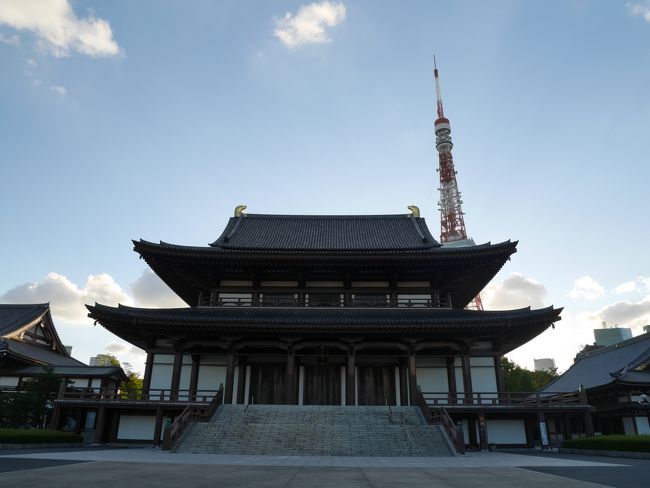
[54,207,592,449]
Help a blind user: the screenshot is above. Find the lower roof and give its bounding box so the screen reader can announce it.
[542,332,650,392]
[87,303,562,354]
[0,338,85,367]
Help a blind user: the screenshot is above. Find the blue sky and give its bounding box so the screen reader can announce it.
[1,0,649,374]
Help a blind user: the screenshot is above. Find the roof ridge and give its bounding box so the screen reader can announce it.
[577,332,650,360]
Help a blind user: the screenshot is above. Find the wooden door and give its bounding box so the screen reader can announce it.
[357,366,396,405]
[249,364,286,404]
[304,365,341,405]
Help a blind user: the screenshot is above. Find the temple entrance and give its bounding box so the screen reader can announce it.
[357,366,396,405]
[303,365,341,405]
[248,364,286,404]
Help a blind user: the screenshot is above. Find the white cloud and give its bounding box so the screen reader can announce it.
[0,31,19,45]
[481,272,547,310]
[0,272,132,322]
[613,276,650,295]
[0,0,120,57]
[49,84,66,95]
[507,310,598,374]
[568,275,604,300]
[628,1,650,22]
[104,341,146,371]
[591,295,650,328]
[131,269,186,308]
[274,1,346,48]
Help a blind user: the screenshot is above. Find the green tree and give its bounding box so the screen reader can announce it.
[118,362,143,399]
[0,367,61,428]
[92,353,120,367]
[500,357,558,392]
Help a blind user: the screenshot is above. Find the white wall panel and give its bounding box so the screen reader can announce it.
[416,367,448,402]
[623,417,636,435]
[150,364,173,391]
[0,376,19,387]
[117,415,156,440]
[197,365,226,394]
[486,419,527,444]
[636,416,650,435]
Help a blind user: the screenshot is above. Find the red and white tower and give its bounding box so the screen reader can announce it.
[433,58,484,310]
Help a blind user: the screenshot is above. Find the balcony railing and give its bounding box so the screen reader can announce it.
[58,387,222,403]
[420,391,587,407]
[199,296,442,308]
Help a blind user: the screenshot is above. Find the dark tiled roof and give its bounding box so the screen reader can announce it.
[2,365,126,380]
[209,214,440,251]
[88,303,561,353]
[0,338,85,367]
[0,303,50,336]
[542,333,650,392]
[89,303,558,326]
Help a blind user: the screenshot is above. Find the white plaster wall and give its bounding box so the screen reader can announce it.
[117,415,156,440]
[623,417,636,435]
[197,364,226,395]
[636,416,650,435]
[68,378,88,387]
[415,367,448,402]
[90,378,102,388]
[486,419,527,445]
[471,358,498,403]
[0,376,19,387]
[150,364,173,392]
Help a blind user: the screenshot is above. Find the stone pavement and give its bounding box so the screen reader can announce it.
[0,460,618,488]
[0,447,624,467]
[0,448,627,487]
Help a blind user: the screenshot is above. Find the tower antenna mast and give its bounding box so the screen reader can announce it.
[434,57,484,310]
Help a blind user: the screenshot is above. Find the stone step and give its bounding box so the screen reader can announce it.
[176,405,453,456]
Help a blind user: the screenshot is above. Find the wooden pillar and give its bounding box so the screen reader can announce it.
[446,356,457,405]
[399,360,409,406]
[189,354,200,401]
[346,350,356,405]
[494,355,505,393]
[286,348,296,404]
[153,407,163,446]
[467,417,478,448]
[236,357,246,404]
[92,407,106,445]
[224,350,236,404]
[563,415,572,441]
[461,355,473,404]
[407,353,418,405]
[170,352,183,400]
[478,410,488,450]
[143,352,154,396]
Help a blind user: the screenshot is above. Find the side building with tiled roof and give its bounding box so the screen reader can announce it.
[0,303,126,435]
[542,332,650,436]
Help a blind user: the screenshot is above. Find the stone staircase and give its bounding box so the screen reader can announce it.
[175,405,453,456]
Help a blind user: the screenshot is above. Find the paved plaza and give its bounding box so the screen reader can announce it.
[1,448,648,487]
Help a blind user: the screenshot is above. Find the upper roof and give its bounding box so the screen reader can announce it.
[209,213,440,251]
[542,332,650,392]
